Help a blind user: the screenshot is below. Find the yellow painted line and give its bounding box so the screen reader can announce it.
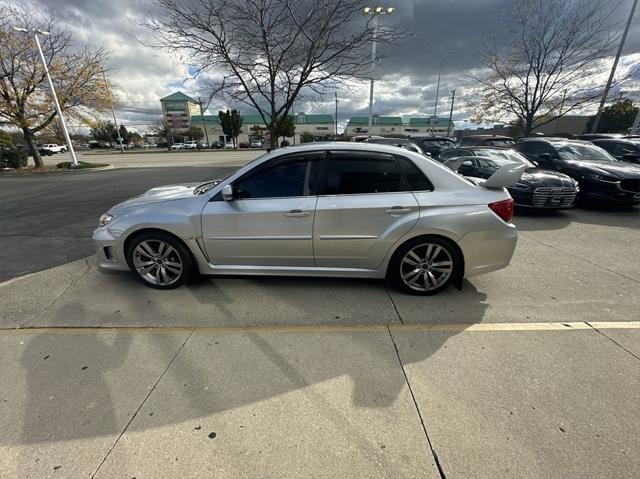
[0,321,638,335]
[588,321,640,329]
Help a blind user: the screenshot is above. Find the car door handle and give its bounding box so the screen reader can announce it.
[385,206,413,214]
[284,209,310,217]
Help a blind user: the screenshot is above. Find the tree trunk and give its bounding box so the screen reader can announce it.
[22,127,43,168]
[269,126,278,149]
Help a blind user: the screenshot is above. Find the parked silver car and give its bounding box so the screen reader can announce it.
[93,143,523,294]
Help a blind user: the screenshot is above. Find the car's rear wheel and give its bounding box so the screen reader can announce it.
[126,232,193,289]
[389,237,461,295]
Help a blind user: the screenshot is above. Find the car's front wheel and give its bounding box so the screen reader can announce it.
[389,237,461,295]
[126,232,194,289]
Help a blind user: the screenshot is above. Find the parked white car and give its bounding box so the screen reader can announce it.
[39,143,67,154]
[183,141,198,149]
[171,143,184,150]
[94,143,524,294]
[224,141,236,149]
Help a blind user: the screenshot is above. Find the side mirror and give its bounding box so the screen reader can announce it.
[221,184,234,201]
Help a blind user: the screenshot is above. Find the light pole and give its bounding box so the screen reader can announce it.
[432,51,453,136]
[591,0,638,133]
[447,90,456,137]
[335,92,339,138]
[101,68,124,153]
[364,6,395,136]
[12,27,79,167]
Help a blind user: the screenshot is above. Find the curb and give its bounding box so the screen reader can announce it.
[0,164,114,176]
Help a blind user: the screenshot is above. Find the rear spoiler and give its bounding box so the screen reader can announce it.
[443,159,526,189]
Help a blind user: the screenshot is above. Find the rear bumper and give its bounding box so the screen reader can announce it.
[458,223,518,278]
[92,227,129,272]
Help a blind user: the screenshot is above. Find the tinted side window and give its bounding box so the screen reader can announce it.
[595,142,615,153]
[235,160,314,199]
[396,156,433,191]
[326,155,403,194]
[614,143,638,155]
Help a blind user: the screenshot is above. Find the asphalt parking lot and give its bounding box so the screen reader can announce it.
[1,151,639,478]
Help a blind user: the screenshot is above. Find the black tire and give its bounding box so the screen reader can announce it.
[125,231,194,289]
[388,236,462,296]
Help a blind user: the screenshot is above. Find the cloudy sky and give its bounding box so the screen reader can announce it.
[12,0,640,133]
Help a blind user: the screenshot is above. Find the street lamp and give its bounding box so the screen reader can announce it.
[12,26,79,167]
[364,6,395,135]
[432,51,454,120]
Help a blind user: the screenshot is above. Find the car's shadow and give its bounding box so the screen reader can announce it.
[513,204,639,231]
[14,274,488,452]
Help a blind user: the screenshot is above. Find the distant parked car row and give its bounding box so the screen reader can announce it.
[436,137,640,208]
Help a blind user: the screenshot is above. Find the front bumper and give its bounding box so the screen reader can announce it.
[581,178,640,204]
[92,226,129,272]
[509,187,577,209]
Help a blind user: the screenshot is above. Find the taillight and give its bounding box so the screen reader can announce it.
[488,198,514,222]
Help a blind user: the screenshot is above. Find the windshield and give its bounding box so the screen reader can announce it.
[555,143,618,162]
[484,139,515,147]
[193,152,270,194]
[475,149,536,167]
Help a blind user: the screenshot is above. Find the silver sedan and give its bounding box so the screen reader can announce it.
[93,143,523,295]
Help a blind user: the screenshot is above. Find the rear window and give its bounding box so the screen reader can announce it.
[396,156,433,191]
[326,156,403,194]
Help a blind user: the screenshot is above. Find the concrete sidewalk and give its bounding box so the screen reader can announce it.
[1,324,638,478]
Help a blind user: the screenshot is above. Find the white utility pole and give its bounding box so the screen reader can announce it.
[447,90,456,137]
[364,6,394,135]
[13,27,79,167]
[590,0,638,133]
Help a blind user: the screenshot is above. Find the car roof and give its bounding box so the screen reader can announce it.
[517,137,591,145]
[592,138,638,143]
[407,135,455,141]
[462,135,514,140]
[267,141,425,156]
[452,145,509,150]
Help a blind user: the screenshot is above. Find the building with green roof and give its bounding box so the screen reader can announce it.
[160,91,335,145]
[160,91,201,132]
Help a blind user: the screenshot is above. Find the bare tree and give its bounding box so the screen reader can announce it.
[146,0,403,148]
[0,5,113,167]
[470,0,633,136]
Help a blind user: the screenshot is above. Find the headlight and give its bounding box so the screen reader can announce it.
[98,213,113,227]
[591,174,619,183]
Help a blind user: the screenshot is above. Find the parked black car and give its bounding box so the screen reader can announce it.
[407,135,456,160]
[361,137,425,155]
[211,140,224,149]
[514,138,640,205]
[440,147,579,209]
[458,135,516,147]
[575,133,624,141]
[590,138,640,164]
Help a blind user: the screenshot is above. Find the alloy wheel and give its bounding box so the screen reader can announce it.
[132,240,183,286]
[400,242,453,292]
